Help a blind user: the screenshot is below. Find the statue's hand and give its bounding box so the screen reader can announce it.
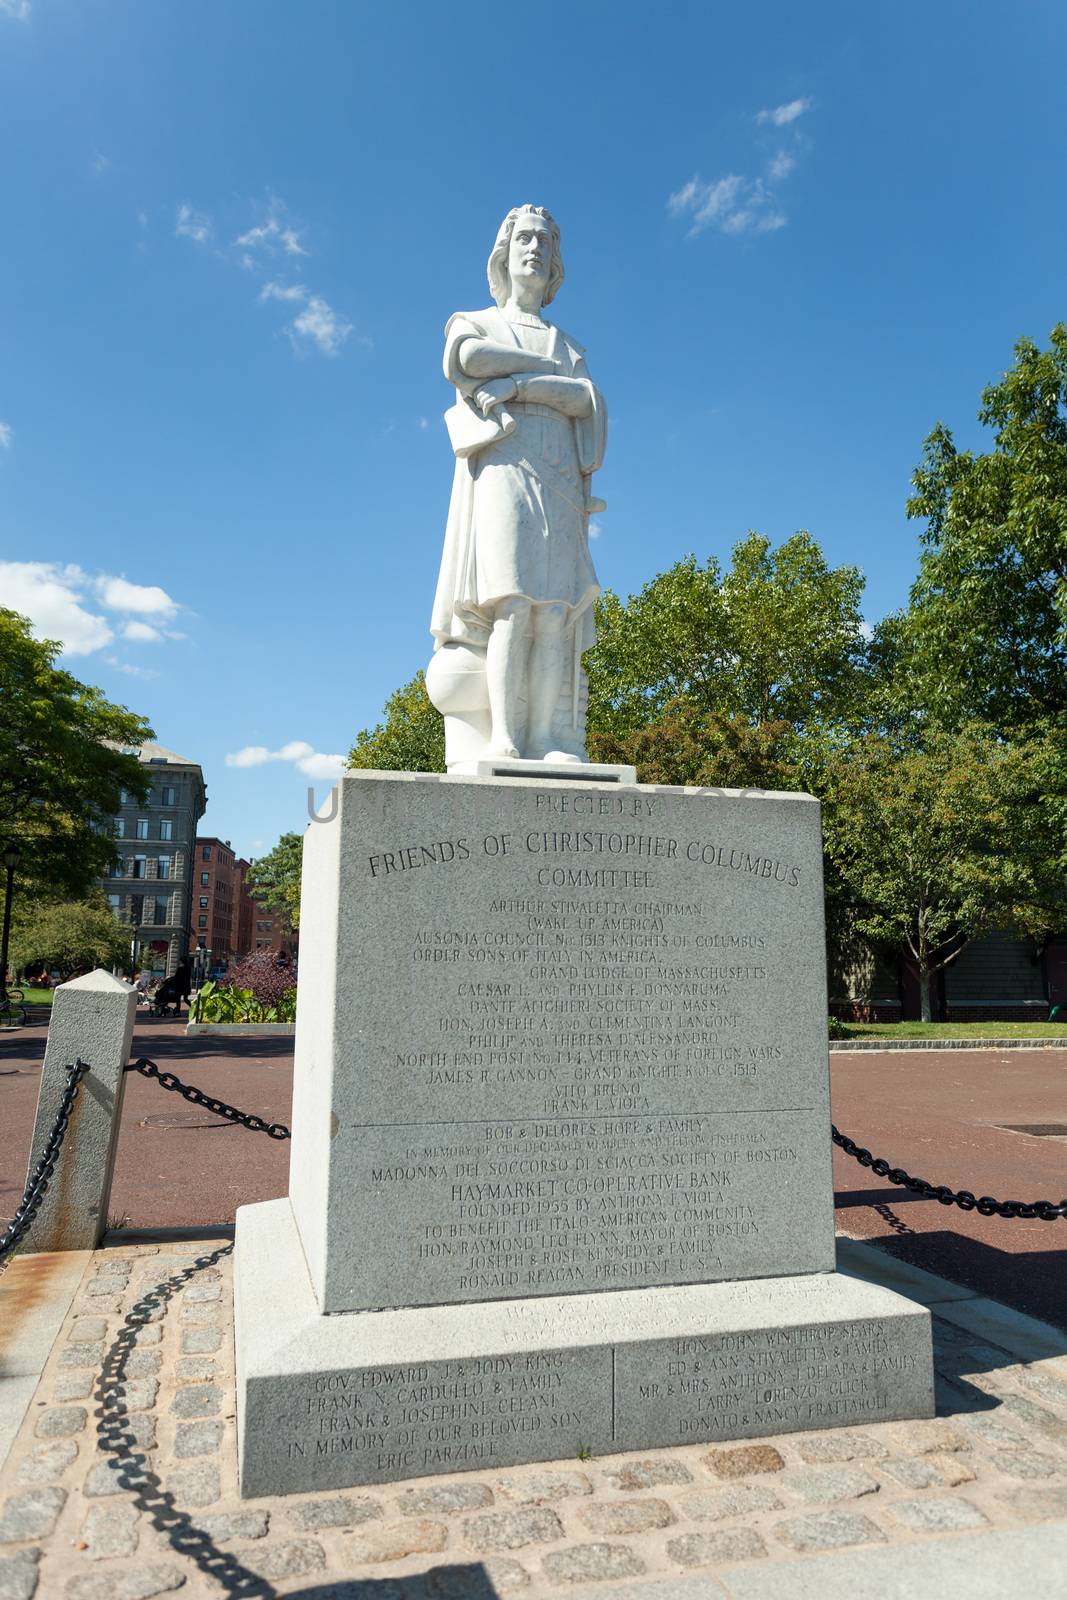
[475,377,518,415]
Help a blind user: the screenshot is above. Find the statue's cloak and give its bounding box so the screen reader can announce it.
[430,306,606,654]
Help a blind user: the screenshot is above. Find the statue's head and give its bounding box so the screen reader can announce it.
[487,205,564,309]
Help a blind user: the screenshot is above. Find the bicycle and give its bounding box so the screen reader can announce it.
[0,986,27,1029]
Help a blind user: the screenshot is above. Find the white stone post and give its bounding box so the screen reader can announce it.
[22,969,138,1253]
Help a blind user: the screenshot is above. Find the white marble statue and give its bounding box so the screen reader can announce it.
[427,205,606,770]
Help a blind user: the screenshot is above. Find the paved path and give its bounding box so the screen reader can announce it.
[1,1237,1066,1597]
[831,1049,1067,1332]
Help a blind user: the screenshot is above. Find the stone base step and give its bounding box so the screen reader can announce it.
[234,1198,934,1498]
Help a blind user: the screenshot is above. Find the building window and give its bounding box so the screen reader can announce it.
[114,819,125,838]
[159,820,173,841]
[199,896,209,910]
[160,785,177,806]
[196,937,206,949]
[157,856,171,880]
[200,871,210,887]
[109,862,123,879]
[202,846,212,861]
[198,914,208,929]
[119,788,129,804]
[135,818,150,840]
[108,894,121,913]
[132,856,147,880]
[130,894,144,924]
[154,897,169,925]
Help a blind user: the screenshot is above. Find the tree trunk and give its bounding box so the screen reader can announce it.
[919,970,932,1023]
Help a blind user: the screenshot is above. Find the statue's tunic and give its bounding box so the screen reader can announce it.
[430,306,606,653]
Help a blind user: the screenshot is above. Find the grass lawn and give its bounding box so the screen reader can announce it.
[15,986,55,1006]
[837,1020,1067,1039]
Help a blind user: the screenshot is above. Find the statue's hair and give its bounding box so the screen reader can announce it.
[487,205,564,309]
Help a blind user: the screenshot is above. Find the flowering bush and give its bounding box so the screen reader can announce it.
[192,951,296,1023]
[222,951,295,1006]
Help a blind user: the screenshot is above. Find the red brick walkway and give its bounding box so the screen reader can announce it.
[3,1024,1064,1329]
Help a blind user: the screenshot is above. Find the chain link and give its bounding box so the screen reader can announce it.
[127,1057,291,1140]
[0,1060,91,1262]
[832,1125,1067,1221]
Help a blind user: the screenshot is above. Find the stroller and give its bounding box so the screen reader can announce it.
[149,961,192,1018]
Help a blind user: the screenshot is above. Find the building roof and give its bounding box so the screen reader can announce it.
[135,741,203,769]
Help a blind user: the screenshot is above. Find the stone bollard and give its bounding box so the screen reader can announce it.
[22,969,138,1253]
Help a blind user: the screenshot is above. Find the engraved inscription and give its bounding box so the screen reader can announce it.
[328,781,834,1308]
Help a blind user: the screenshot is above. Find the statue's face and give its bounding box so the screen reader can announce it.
[508,215,552,299]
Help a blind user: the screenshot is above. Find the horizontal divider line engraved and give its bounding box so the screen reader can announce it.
[352,1108,815,1127]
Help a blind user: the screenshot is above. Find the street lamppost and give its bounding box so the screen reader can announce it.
[0,843,20,1001]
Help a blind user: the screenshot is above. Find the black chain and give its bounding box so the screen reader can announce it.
[126,1057,290,1140]
[0,1060,90,1262]
[832,1125,1067,1221]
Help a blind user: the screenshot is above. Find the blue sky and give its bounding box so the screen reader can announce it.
[2,0,1064,858]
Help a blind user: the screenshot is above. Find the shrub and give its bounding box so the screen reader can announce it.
[192,952,296,1023]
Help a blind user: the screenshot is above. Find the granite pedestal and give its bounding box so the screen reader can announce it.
[235,770,933,1494]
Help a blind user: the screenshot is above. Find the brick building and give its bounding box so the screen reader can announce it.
[189,841,297,969]
[101,742,207,977]
[189,838,245,968]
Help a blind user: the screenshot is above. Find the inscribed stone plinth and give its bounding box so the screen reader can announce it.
[287,772,836,1315]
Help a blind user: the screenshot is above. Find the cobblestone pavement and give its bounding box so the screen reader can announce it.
[2,1240,1067,1597]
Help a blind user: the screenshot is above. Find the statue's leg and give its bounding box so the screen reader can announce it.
[485,597,531,758]
[526,603,568,759]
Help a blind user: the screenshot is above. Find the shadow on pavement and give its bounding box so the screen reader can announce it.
[288,1572,502,1597]
[879,1230,1067,1335]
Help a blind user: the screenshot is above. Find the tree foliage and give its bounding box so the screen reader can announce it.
[821,728,1062,1020]
[586,533,867,740]
[247,832,303,932]
[0,608,153,897]
[590,701,802,792]
[11,891,131,979]
[348,671,445,774]
[903,326,1067,734]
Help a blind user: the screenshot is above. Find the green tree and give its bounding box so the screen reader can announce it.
[247,833,303,932]
[347,671,445,774]
[903,326,1067,734]
[590,701,802,791]
[11,891,131,979]
[0,608,153,896]
[586,532,868,740]
[822,728,1063,1021]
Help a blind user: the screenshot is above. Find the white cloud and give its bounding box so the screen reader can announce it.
[670,173,788,238]
[91,150,110,176]
[670,100,812,239]
[0,562,187,656]
[0,562,113,654]
[104,655,157,679]
[0,422,12,449]
[0,1,31,20]
[588,518,603,541]
[289,295,352,357]
[175,203,212,244]
[259,281,307,303]
[226,741,345,779]
[235,202,309,259]
[757,97,811,126]
[94,576,179,618]
[417,416,431,431]
[121,619,163,643]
